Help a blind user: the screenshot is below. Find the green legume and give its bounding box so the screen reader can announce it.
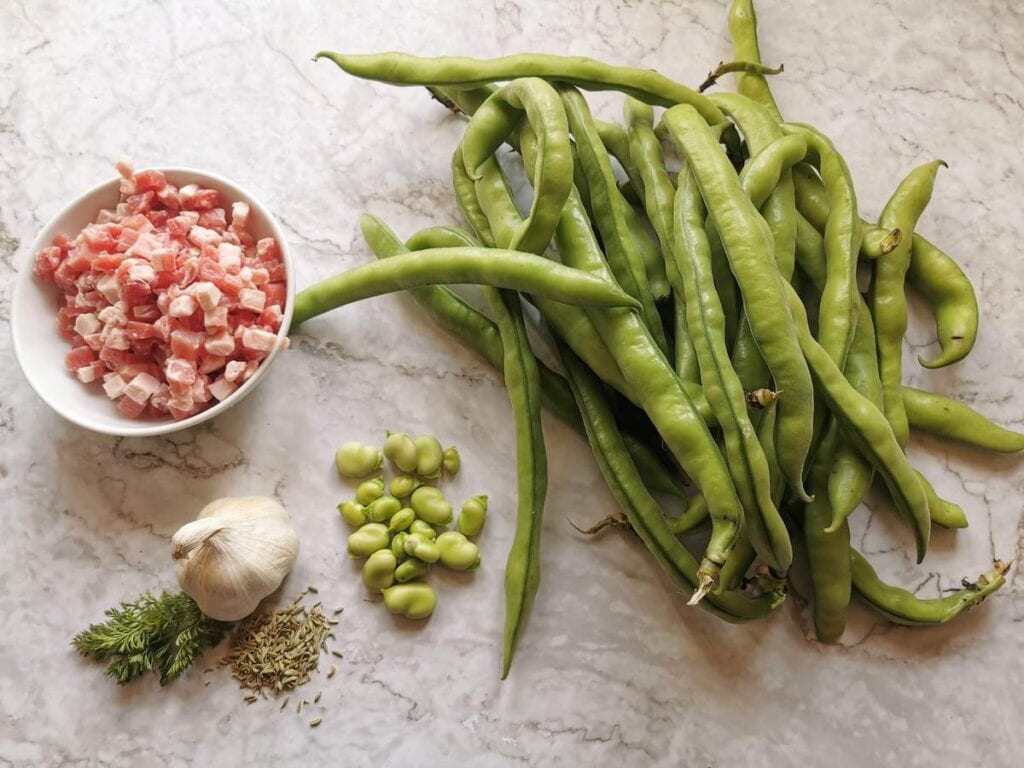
[457,495,488,537]
[367,495,401,524]
[388,507,416,534]
[410,486,453,526]
[335,442,384,478]
[363,549,398,591]
[347,523,391,559]
[395,557,429,583]
[389,474,420,499]
[355,477,385,506]
[414,434,444,479]
[382,582,437,620]
[337,499,368,527]
[437,531,482,571]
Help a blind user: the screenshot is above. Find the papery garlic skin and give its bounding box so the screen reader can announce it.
[172,496,299,621]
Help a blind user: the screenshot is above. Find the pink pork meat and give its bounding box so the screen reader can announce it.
[34,160,287,420]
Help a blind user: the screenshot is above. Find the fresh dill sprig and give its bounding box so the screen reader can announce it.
[72,591,232,685]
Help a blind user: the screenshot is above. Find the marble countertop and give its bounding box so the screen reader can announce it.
[2,1,1022,765]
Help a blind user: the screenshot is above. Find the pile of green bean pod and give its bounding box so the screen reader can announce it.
[298,0,1018,670]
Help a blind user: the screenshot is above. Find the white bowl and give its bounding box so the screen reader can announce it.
[10,167,294,437]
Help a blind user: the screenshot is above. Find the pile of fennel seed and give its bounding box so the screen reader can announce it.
[219,588,343,700]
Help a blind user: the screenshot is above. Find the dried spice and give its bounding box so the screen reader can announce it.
[220,590,339,698]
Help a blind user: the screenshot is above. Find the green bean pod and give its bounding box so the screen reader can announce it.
[803,424,851,643]
[461,154,635,399]
[595,119,645,198]
[782,123,861,369]
[461,79,572,254]
[620,434,684,498]
[791,163,903,262]
[672,168,791,572]
[295,234,640,325]
[520,113,743,590]
[870,160,946,446]
[662,104,814,502]
[485,285,548,679]
[561,88,670,355]
[850,550,1006,625]
[315,51,728,123]
[826,300,883,532]
[670,494,710,535]
[907,235,978,368]
[783,282,931,562]
[558,340,784,620]
[623,97,699,382]
[914,471,968,529]
[727,0,783,120]
[902,386,1024,453]
[367,217,698,495]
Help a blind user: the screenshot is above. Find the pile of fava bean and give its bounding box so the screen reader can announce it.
[298,0,1019,676]
[336,436,487,623]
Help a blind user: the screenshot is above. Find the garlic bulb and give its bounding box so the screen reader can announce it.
[172,496,299,621]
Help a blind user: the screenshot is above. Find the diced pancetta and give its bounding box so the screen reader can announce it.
[33,160,287,420]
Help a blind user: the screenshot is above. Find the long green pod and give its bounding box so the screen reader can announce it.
[907,234,979,368]
[791,164,902,261]
[870,160,947,446]
[558,342,785,621]
[519,117,743,592]
[460,78,572,255]
[851,550,1007,625]
[803,424,851,643]
[464,148,634,398]
[783,281,931,562]
[783,123,861,369]
[709,93,798,282]
[731,132,809,391]
[620,193,671,302]
[433,83,713,427]
[673,169,791,572]
[915,470,968,529]
[727,0,783,120]
[403,226,684,494]
[902,386,1024,453]
[826,300,883,532]
[293,239,637,325]
[623,97,698,381]
[709,94,797,394]
[315,51,727,124]
[344,219,568,430]
[483,286,548,679]
[594,119,669,301]
[662,104,814,501]
[560,88,669,355]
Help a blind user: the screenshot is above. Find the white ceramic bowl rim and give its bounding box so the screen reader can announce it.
[10,166,295,437]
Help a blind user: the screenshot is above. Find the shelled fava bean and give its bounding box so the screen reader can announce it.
[335,434,488,620]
